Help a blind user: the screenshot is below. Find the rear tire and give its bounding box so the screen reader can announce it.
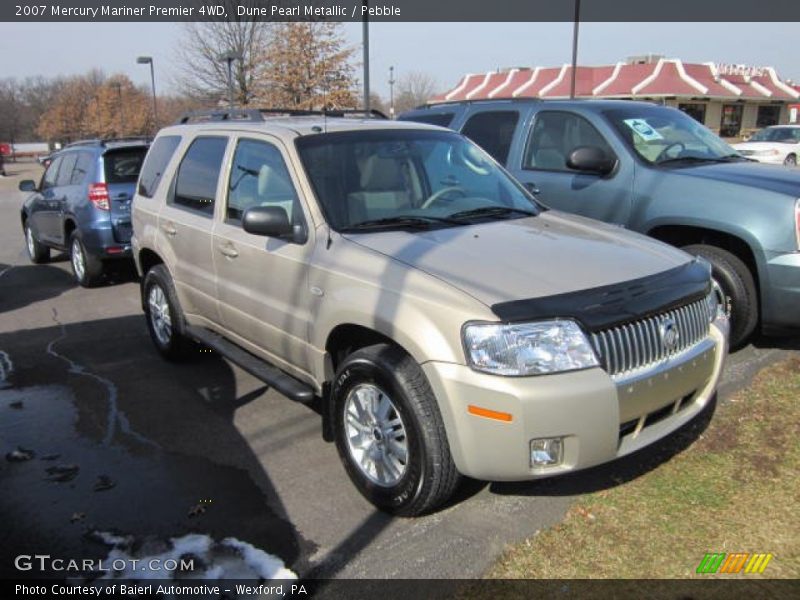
[69,231,104,287]
[682,244,758,349]
[784,154,796,166]
[332,344,460,516]
[142,264,194,361]
[24,222,50,264]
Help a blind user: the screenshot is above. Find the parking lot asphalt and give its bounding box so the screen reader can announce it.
[1,161,798,580]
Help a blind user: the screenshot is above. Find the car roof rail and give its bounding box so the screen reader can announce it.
[175,107,388,124]
[64,136,151,149]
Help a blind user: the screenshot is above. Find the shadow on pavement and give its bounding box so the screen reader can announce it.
[0,263,75,313]
[0,314,315,578]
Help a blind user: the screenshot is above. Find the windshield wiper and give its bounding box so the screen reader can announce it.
[657,154,748,166]
[342,214,461,232]
[448,206,538,221]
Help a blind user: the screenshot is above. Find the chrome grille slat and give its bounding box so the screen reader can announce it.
[589,297,711,378]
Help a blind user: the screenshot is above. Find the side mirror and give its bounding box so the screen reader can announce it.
[18,180,37,192]
[242,205,305,243]
[566,146,616,176]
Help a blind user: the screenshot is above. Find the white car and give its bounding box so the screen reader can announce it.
[733,125,800,166]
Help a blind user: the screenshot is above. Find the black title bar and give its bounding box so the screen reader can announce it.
[3,0,800,22]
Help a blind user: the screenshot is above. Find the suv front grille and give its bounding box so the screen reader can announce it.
[589,297,710,378]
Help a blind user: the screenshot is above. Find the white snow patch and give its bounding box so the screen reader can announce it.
[91,532,297,582]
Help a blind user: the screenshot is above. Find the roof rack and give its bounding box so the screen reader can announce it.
[175,107,388,125]
[64,136,151,148]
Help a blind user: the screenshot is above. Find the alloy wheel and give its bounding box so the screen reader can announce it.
[343,383,409,487]
[71,238,85,282]
[147,284,173,347]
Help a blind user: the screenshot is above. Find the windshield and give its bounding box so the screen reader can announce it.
[604,106,740,165]
[748,127,800,143]
[295,129,539,232]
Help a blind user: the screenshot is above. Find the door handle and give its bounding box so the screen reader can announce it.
[218,244,239,258]
[524,182,541,195]
[161,223,177,236]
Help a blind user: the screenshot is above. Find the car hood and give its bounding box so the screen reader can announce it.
[676,160,800,196]
[343,212,692,307]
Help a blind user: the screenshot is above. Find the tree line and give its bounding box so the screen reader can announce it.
[0,20,439,147]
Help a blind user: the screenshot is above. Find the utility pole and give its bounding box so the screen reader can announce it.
[362,1,370,112]
[570,0,581,99]
[389,66,396,119]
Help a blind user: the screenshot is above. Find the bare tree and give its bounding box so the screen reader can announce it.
[394,71,439,114]
[172,5,273,106]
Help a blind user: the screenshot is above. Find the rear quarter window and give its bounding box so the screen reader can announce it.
[138,136,181,198]
[103,148,147,184]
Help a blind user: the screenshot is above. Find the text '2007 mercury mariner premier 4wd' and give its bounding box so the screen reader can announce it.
[132,109,729,516]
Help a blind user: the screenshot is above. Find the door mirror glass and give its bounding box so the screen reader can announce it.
[566,146,616,175]
[19,180,37,192]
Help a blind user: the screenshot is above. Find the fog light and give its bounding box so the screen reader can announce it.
[530,437,563,467]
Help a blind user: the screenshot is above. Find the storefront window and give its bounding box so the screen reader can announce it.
[756,105,781,128]
[678,103,706,124]
[720,104,744,137]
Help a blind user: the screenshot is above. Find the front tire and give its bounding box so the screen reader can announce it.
[332,344,460,516]
[142,265,194,361]
[682,244,758,349]
[24,222,50,264]
[69,231,104,287]
[784,154,796,167]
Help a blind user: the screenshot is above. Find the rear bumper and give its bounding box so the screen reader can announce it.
[80,223,132,259]
[423,319,728,481]
[761,252,800,329]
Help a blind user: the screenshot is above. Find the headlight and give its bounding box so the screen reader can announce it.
[463,320,599,376]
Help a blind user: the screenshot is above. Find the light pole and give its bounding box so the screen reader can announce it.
[136,56,158,129]
[570,0,581,99]
[218,51,243,109]
[389,66,395,119]
[362,1,370,112]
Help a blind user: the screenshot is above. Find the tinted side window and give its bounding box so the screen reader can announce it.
[461,110,519,164]
[227,139,300,224]
[172,137,228,216]
[138,136,181,198]
[401,113,455,128]
[523,111,614,171]
[56,153,78,186]
[42,156,63,190]
[71,152,94,185]
[104,148,147,184]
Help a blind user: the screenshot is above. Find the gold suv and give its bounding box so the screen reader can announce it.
[132,109,729,516]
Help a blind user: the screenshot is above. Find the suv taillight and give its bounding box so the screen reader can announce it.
[88,183,110,211]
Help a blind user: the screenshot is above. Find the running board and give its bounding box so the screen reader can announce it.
[186,326,315,404]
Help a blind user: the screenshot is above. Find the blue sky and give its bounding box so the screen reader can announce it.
[0,22,797,97]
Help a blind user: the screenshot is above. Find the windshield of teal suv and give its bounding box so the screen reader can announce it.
[604,106,741,165]
[295,129,539,232]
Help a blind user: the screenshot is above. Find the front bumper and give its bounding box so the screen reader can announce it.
[762,251,800,330]
[423,319,728,481]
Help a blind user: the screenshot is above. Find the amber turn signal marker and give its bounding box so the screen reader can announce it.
[467,405,513,422]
